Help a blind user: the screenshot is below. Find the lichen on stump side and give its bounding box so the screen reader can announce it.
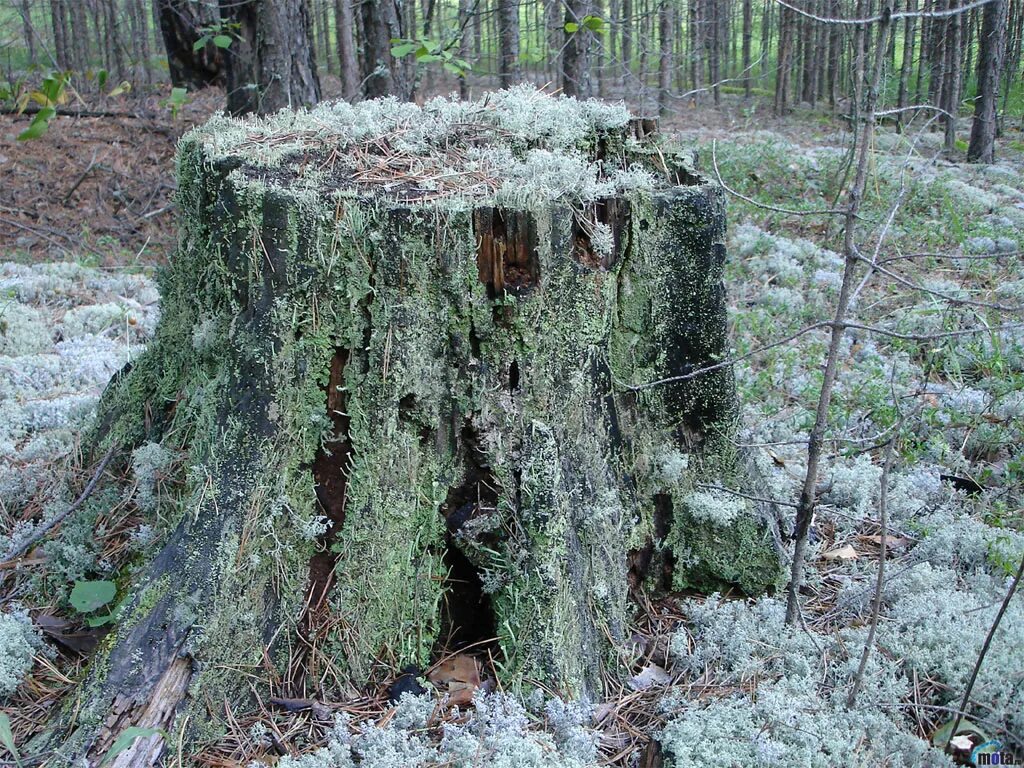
[55,87,783,760]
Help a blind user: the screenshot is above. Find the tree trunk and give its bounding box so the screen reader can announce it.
[360,0,411,99]
[968,0,1008,161]
[497,0,521,86]
[657,0,672,114]
[18,0,37,65]
[70,0,90,71]
[154,0,225,90]
[896,0,917,130]
[943,0,963,150]
[335,0,360,99]
[562,0,592,97]
[44,93,783,764]
[50,0,71,70]
[741,0,752,97]
[774,6,795,114]
[220,0,322,116]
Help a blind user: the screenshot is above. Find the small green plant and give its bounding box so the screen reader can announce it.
[15,71,68,141]
[165,87,188,119]
[69,579,118,627]
[564,14,608,35]
[390,37,471,76]
[0,712,21,767]
[192,21,240,52]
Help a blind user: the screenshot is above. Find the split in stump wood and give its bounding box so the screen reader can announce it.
[43,86,785,765]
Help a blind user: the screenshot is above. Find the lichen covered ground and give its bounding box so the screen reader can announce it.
[1,110,1023,766]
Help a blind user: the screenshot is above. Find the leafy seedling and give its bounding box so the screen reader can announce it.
[70,580,119,627]
[0,713,21,767]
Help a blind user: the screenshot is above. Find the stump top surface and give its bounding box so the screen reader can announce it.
[186,86,683,206]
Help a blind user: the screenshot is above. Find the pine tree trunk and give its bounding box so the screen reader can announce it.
[968,0,1008,161]
[742,0,752,97]
[41,93,783,765]
[497,0,521,86]
[562,0,592,96]
[360,0,411,99]
[154,0,225,90]
[335,0,360,99]
[657,0,672,114]
[50,0,71,70]
[221,0,322,115]
[896,0,917,130]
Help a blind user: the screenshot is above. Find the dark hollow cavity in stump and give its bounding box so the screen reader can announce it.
[46,88,786,766]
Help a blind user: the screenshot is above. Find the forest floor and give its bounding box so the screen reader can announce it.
[1,87,1023,767]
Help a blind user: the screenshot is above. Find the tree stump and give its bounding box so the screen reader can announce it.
[53,88,784,763]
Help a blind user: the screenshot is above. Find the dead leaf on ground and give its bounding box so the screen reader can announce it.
[822,544,858,562]
[428,653,481,707]
[629,663,672,690]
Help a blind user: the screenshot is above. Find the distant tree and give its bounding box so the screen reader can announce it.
[219,0,321,116]
[497,0,522,87]
[360,0,412,100]
[968,0,1009,161]
[154,0,225,90]
[562,0,592,97]
[334,0,360,100]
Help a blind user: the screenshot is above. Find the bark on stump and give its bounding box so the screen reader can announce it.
[51,89,783,764]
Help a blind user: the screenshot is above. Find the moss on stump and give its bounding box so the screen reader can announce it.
[54,87,783,763]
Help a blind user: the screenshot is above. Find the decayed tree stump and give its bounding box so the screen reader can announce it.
[48,88,783,764]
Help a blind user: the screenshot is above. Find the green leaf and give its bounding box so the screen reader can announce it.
[0,713,21,767]
[97,69,109,90]
[564,21,579,32]
[442,61,464,76]
[99,727,163,767]
[390,42,416,57]
[169,87,188,105]
[582,15,609,33]
[40,74,65,103]
[108,80,131,97]
[192,35,210,52]
[70,580,117,613]
[17,108,55,141]
[213,34,233,48]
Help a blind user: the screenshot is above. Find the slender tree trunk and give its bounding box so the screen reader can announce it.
[657,0,672,114]
[741,0,752,97]
[70,0,90,71]
[220,0,322,115]
[50,0,71,70]
[968,0,1008,161]
[562,0,592,97]
[497,0,521,86]
[690,0,703,101]
[18,0,37,65]
[457,0,470,98]
[943,0,963,150]
[709,0,721,103]
[896,0,917,130]
[828,0,841,107]
[787,2,894,627]
[335,0,360,99]
[621,0,633,87]
[774,6,795,114]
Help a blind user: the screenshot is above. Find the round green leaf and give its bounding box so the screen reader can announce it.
[213,35,233,48]
[70,580,117,613]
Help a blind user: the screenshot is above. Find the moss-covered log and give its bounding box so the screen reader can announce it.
[47,88,784,764]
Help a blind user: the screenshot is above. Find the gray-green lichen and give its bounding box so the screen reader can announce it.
[60,89,782,757]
